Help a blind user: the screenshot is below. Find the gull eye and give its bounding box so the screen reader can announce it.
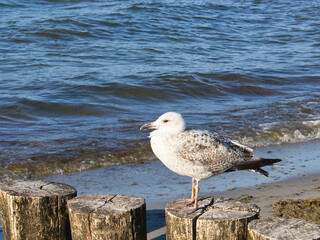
[163,119,169,123]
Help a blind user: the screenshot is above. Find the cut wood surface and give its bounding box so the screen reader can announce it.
[0,179,77,240]
[68,194,146,240]
[166,197,260,240]
[248,216,320,240]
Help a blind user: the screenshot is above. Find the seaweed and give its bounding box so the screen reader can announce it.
[273,198,320,225]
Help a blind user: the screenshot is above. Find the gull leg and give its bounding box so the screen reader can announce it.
[193,179,200,209]
[179,179,200,214]
[176,177,195,205]
[191,177,196,201]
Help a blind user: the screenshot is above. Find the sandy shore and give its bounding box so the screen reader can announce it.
[40,140,320,240]
[147,172,320,239]
[145,140,320,239]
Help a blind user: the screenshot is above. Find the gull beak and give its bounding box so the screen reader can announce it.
[140,122,157,131]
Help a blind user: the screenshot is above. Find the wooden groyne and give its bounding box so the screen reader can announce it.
[0,179,76,240]
[166,197,260,240]
[0,179,146,240]
[68,194,146,240]
[248,216,320,240]
[0,179,320,240]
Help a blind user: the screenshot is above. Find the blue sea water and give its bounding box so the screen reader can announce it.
[0,0,320,238]
[0,0,319,178]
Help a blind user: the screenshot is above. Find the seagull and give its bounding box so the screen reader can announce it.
[140,112,281,212]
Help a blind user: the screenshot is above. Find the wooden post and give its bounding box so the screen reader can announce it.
[166,197,214,240]
[67,194,146,240]
[0,179,77,240]
[166,197,260,240]
[248,216,320,240]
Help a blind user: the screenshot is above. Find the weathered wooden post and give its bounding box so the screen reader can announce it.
[0,179,77,240]
[166,197,260,240]
[166,197,214,240]
[67,194,147,240]
[248,216,320,240]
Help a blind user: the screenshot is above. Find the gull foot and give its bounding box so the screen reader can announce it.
[178,206,198,214]
[175,198,194,205]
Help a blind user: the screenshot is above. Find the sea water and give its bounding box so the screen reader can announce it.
[0,0,320,238]
[0,0,319,178]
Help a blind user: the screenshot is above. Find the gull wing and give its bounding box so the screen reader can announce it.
[177,130,253,173]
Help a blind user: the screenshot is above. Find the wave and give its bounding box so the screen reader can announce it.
[1,118,319,179]
[232,119,320,148]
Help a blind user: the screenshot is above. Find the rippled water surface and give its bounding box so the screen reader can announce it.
[0,0,319,177]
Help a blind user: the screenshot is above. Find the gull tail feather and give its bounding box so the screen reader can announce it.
[225,158,282,177]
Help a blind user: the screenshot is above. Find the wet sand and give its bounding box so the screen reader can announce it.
[41,140,320,240]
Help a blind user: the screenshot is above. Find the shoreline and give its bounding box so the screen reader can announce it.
[39,140,320,239]
[146,172,320,239]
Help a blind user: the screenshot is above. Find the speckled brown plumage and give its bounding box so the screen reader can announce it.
[176,130,254,174]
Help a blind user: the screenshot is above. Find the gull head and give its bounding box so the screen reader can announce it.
[140,112,186,134]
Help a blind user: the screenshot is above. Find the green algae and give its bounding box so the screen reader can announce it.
[273,198,320,225]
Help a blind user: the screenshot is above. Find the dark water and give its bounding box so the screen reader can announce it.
[0,0,319,178]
